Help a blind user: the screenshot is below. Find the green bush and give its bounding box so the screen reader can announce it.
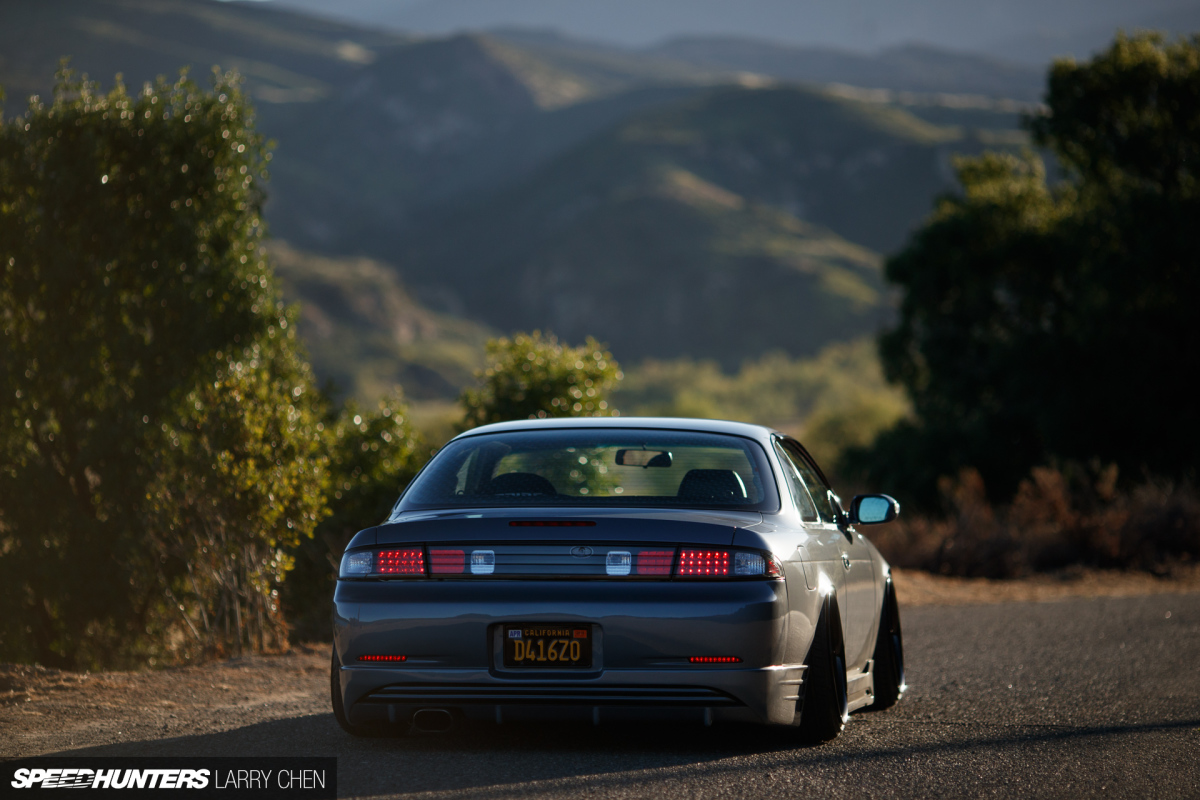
[0,68,327,668]
[282,391,427,641]
[460,331,622,429]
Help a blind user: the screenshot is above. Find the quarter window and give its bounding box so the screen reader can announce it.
[773,441,819,522]
[777,439,836,523]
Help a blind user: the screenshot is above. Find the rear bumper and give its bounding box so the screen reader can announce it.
[340,665,807,726]
[334,578,803,726]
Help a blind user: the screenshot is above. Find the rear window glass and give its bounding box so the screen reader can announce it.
[397,429,778,512]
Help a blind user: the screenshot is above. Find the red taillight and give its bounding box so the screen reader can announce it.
[429,548,466,574]
[358,655,407,662]
[376,548,425,575]
[677,549,731,578]
[636,550,674,575]
[689,656,741,664]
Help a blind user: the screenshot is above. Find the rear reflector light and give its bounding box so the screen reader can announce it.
[734,552,768,576]
[677,549,731,577]
[606,551,632,575]
[342,551,372,576]
[430,548,466,574]
[470,550,495,574]
[689,656,742,664]
[636,550,674,575]
[376,548,425,575]
[358,655,407,662]
[509,520,596,526]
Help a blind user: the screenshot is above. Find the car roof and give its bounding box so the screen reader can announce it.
[452,416,781,446]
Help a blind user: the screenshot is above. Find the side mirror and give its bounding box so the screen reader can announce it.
[849,494,900,525]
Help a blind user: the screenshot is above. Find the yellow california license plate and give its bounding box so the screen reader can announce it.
[503,624,592,668]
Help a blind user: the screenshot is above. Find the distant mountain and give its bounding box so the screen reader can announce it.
[533,84,1009,255]
[259,33,714,251]
[261,31,1031,257]
[397,84,1027,367]
[408,159,889,370]
[484,29,1045,102]
[644,39,1045,101]
[275,0,1197,60]
[477,28,733,94]
[0,0,411,103]
[269,242,493,401]
[1,0,1036,398]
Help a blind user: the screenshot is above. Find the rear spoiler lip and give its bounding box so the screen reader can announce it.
[368,510,761,548]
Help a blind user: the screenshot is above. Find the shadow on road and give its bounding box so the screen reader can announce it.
[39,712,1200,797]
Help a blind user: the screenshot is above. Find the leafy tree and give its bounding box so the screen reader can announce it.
[854,34,1200,508]
[1032,33,1200,200]
[460,331,623,429]
[282,390,426,641]
[858,152,1075,505]
[1027,33,1200,476]
[0,68,327,667]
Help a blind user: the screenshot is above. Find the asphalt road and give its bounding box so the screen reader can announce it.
[35,593,1200,798]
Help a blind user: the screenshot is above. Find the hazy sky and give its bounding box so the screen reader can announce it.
[267,0,1200,63]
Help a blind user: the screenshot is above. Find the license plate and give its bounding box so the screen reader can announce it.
[503,624,592,668]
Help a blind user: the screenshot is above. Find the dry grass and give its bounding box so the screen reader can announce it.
[871,466,1200,579]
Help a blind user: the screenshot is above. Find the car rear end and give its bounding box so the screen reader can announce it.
[333,512,803,730]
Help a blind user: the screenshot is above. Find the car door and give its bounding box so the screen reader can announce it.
[778,439,877,671]
[827,489,879,670]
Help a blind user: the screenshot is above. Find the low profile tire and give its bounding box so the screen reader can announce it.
[869,581,906,710]
[331,646,398,737]
[796,600,849,744]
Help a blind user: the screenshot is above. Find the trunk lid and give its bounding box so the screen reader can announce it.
[371,507,760,548]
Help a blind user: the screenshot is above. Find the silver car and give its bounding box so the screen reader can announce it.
[331,417,904,742]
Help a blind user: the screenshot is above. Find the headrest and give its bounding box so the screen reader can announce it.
[676,469,747,502]
[481,472,558,497]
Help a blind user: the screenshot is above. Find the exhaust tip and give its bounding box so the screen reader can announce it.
[411,708,455,733]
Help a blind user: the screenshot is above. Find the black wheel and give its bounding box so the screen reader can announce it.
[869,581,906,710]
[796,600,849,743]
[331,646,398,737]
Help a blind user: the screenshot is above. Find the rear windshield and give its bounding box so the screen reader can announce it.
[397,429,778,512]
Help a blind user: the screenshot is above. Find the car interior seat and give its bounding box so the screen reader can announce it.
[481,472,558,496]
[676,469,747,502]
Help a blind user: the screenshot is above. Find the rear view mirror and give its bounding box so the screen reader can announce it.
[615,449,672,468]
[850,494,900,525]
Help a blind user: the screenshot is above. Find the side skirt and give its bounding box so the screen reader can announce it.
[846,658,875,713]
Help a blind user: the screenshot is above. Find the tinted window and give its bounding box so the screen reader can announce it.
[773,441,819,522]
[398,429,778,512]
[778,439,836,523]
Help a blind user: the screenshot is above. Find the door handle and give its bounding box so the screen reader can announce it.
[841,552,851,570]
